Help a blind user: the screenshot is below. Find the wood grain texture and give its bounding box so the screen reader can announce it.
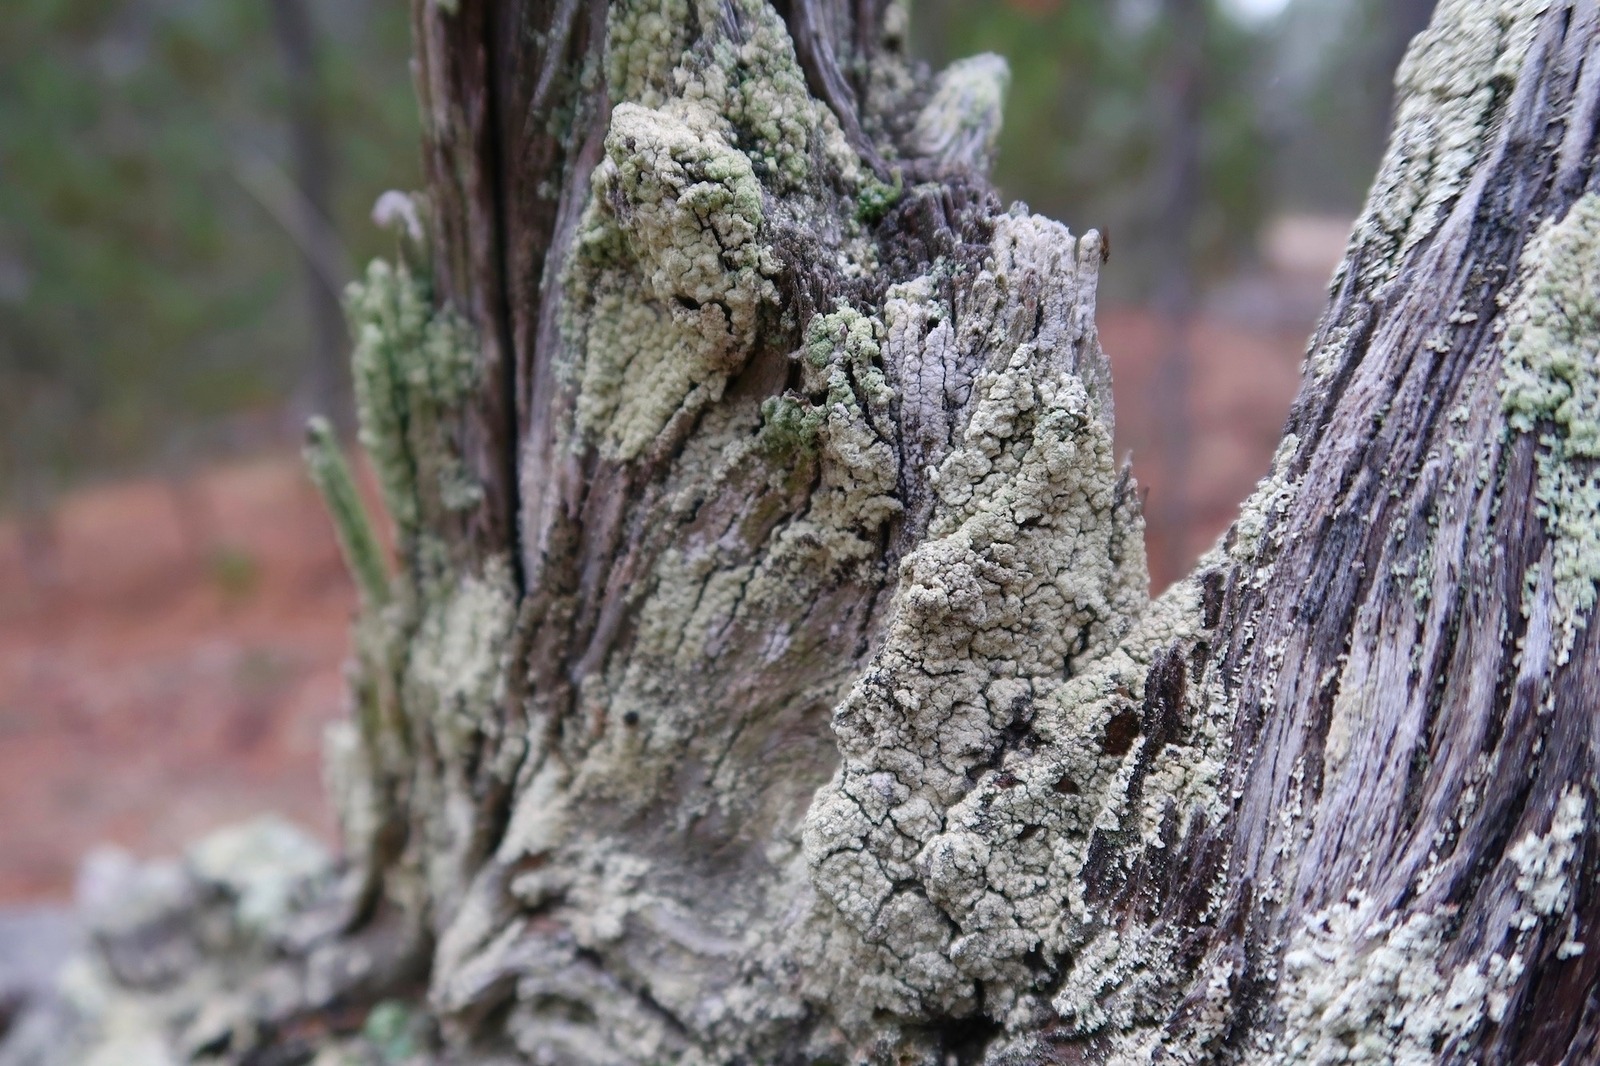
[12,3,1600,1065]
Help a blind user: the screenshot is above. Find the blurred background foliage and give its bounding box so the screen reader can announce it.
[0,0,1430,509]
[913,0,1434,301]
[0,0,418,506]
[916,0,1268,301]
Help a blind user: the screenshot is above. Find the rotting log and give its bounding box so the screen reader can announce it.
[7,2,1600,1064]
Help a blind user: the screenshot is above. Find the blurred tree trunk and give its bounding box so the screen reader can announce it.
[269,0,354,435]
[1374,0,1438,118]
[1147,0,1206,587]
[1355,0,1439,175]
[24,2,1600,1065]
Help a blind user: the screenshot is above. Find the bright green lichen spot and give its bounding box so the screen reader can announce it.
[1499,192,1600,660]
[804,304,893,410]
[758,394,826,458]
[757,321,893,491]
[362,1000,419,1062]
[855,172,903,225]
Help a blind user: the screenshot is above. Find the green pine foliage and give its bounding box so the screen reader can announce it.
[0,0,419,501]
[913,0,1272,301]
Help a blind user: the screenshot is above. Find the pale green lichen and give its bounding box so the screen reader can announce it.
[699,0,858,190]
[314,257,492,886]
[1274,896,1503,1066]
[402,556,517,903]
[38,819,337,1066]
[571,303,905,794]
[1351,0,1551,284]
[571,101,775,460]
[928,568,1224,1047]
[513,5,908,890]
[321,717,382,878]
[1499,192,1600,660]
[604,0,694,110]
[566,0,897,465]
[604,0,860,188]
[798,215,1154,1031]
[740,304,903,578]
[406,556,517,759]
[345,258,483,539]
[1271,786,1586,1064]
[568,0,891,464]
[1228,432,1301,570]
[431,7,1217,1061]
[303,416,391,609]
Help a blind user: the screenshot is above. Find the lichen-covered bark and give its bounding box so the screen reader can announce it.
[1178,7,1600,1062]
[12,2,1600,1065]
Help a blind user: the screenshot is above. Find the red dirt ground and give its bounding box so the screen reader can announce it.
[0,298,1319,904]
[0,456,364,901]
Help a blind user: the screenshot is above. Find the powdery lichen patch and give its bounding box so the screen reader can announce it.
[571,101,776,460]
[1350,0,1552,286]
[1499,191,1600,660]
[1264,781,1586,1065]
[1506,784,1586,929]
[1274,896,1500,1066]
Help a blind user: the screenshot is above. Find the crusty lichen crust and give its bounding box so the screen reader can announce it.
[32,3,1185,1063]
[566,0,865,462]
[797,218,1155,1027]
[451,0,1210,1057]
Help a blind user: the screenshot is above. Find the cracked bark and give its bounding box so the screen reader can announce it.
[13,2,1600,1065]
